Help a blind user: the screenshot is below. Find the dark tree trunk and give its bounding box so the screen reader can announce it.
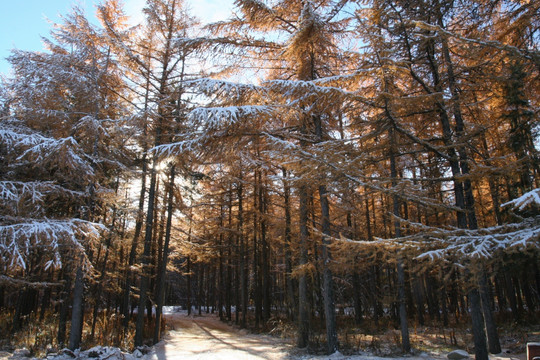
[122,69,150,328]
[198,265,204,316]
[91,203,117,340]
[237,179,248,328]
[12,290,23,333]
[479,271,501,354]
[283,169,295,321]
[68,265,84,350]
[425,275,440,322]
[388,124,410,353]
[187,256,191,315]
[297,184,310,348]
[441,281,449,327]
[352,272,363,325]
[319,184,338,354]
[40,275,52,321]
[469,286,489,360]
[218,229,224,321]
[504,268,520,321]
[154,164,175,344]
[413,276,425,326]
[261,179,271,321]
[57,269,72,347]
[253,172,261,328]
[135,160,159,347]
[371,266,380,328]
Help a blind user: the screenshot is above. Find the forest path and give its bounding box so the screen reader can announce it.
[147,310,526,360]
[149,312,293,360]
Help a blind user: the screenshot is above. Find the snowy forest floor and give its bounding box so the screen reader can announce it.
[0,308,535,360]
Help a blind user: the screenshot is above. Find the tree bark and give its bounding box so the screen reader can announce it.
[283,169,295,321]
[135,160,159,347]
[297,184,310,348]
[154,164,176,344]
[479,271,501,354]
[469,286,489,360]
[68,264,84,350]
[319,184,338,354]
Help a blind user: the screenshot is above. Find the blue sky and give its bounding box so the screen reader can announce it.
[0,0,233,76]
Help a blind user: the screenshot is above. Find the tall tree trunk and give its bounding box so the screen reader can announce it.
[479,271,501,354]
[238,178,248,328]
[68,264,85,350]
[187,256,191,315]
[283,169,295,321]
[198,265,204,316]
[154,164,176,344]
[226,190,233,321]
[312,111,338,353]
[352,271,363,325]
[135,159,159,347]
[319,184,338,354]
[297,184,310,348]
[387,107,410,352]
[91,200,118,340]
[57,267,72,347]
[413,276,425,326]
[469,285,489,360]
[253,171,261,328]
[218,214,224,321]
[261,178,271,321]
[122,59,150,328]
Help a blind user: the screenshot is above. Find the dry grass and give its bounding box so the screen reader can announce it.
[0,309,136,358]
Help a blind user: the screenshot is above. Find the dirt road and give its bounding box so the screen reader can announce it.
[149,313,293,360]
[147,312,527,360]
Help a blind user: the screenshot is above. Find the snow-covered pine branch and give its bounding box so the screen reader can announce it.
[501,188,540,212]
[186,78,266,101]
[0,120,50,150]
[327,215,540,263]
[416,216,540,261]
[1,120,94,179]
[0,181,84,208]
[151,132,207,158]
[188,105,275,129]
[0,218,105,271]
[17,136,95,179]
[265,79,374,110]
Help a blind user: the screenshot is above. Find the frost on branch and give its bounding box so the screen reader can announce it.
[186,78,265,102]
[18,136,94,178]
[0,219,104,272]
[0,120,47,149]
[0,181,83,216]
[501,188,540,212]
[188,105,274,129]
[0,121,94,181]
[415,216,540,261]
[265,79,354,109]
[152,105,276,158]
